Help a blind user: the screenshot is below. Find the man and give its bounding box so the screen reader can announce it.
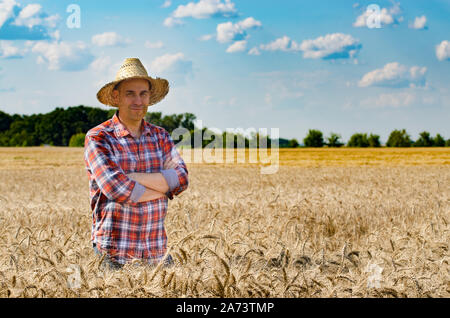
[84,58,189,269]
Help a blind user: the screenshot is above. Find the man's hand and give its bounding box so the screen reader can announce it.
[125,157,179,195]
[164,157,179,170]
[136,188,167,203]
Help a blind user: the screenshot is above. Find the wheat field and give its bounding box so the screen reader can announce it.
[0,147,448,298]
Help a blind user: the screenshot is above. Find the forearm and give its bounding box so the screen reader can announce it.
[135,187,167,203]
[128,172,169,193]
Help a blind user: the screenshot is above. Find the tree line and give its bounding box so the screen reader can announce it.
[0,106,271,148]
[301,129,450,147]
[0,106,448,147]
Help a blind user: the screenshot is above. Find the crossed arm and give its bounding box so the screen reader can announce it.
[127,157,179,203]
[85,133,187,205]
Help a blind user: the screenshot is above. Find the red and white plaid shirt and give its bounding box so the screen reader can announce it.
[84,111,189,265]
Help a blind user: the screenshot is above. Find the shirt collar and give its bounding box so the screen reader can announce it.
[112,110,152,139]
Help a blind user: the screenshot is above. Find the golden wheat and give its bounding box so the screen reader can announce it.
[0,147,448,298]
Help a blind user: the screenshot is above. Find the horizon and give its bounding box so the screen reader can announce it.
[1,104,447,146]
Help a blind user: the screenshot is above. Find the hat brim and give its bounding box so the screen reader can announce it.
[97,75,169,107]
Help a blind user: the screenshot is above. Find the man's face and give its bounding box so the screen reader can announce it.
[113,78,151,123]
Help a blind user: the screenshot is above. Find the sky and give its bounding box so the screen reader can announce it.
[0,0,449,143]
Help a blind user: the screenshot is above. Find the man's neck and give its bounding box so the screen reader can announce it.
[117,112,142,137]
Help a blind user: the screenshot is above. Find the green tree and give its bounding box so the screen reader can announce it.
[0,115,41,146]
[88,107,111,125]
[162,114,184,132]
[145,112,163,126]
[326,133,344,147]
[432,134,445,147]
[288,138,299,148]
[107,109,117,118]
[0,106,109,147]
[386,129,412,147]
[368,134,381,147]
[303,129,324,147]
[347,133,369,147]
[413,131,433,147]
[446,139,450,147]
[145,112,195,133]
[277,138,290,148]
[69,133,86,147]
[181,113,196,131]
[0,110,12,133]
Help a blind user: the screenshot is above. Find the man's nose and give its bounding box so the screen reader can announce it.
[134,95,144,106]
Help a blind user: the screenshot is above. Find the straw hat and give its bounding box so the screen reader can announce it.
[97,58,169,107]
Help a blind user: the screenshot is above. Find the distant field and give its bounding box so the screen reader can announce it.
[0,147,448,297]
[0,147,449,170]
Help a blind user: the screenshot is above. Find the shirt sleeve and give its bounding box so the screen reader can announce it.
[160,169,180,192]
[84,134,145,204]
[160,130,189,200]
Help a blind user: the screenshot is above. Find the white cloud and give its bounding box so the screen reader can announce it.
[358,62,427,88]
[91,32,131,47]
[50,29,60,41]
[216,17,262,43]
[163,16,184,28]
[171,0,237,19]
[216,21,240,43]
[150,53,193,86]
[16,4,40,18]
[248,47,260,55]
[13,3,40,27]
[226,40,246,53]
[0,40,24,58]
[0,0,60,40]
[353,2,402,28]
[161,0,172,8]
[145,40,164,49]
[299,33,361,59]
[259,36,301,52]
[150,52,192,74]
[12,3,59,29]
[90,56,111,72]
[237,17,262,29]
[360,92,416,108]
[409,15,427,29]
[31,41,94,71]
[42,14,58,28]
[257,34,361,60]
[436,40,450,61]
[199,34,214,41]
[0,0,17,28]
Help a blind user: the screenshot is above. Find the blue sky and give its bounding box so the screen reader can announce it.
[0,0,449,143]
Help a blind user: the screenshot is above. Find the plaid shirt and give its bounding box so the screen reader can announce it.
[84,111,189,264]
